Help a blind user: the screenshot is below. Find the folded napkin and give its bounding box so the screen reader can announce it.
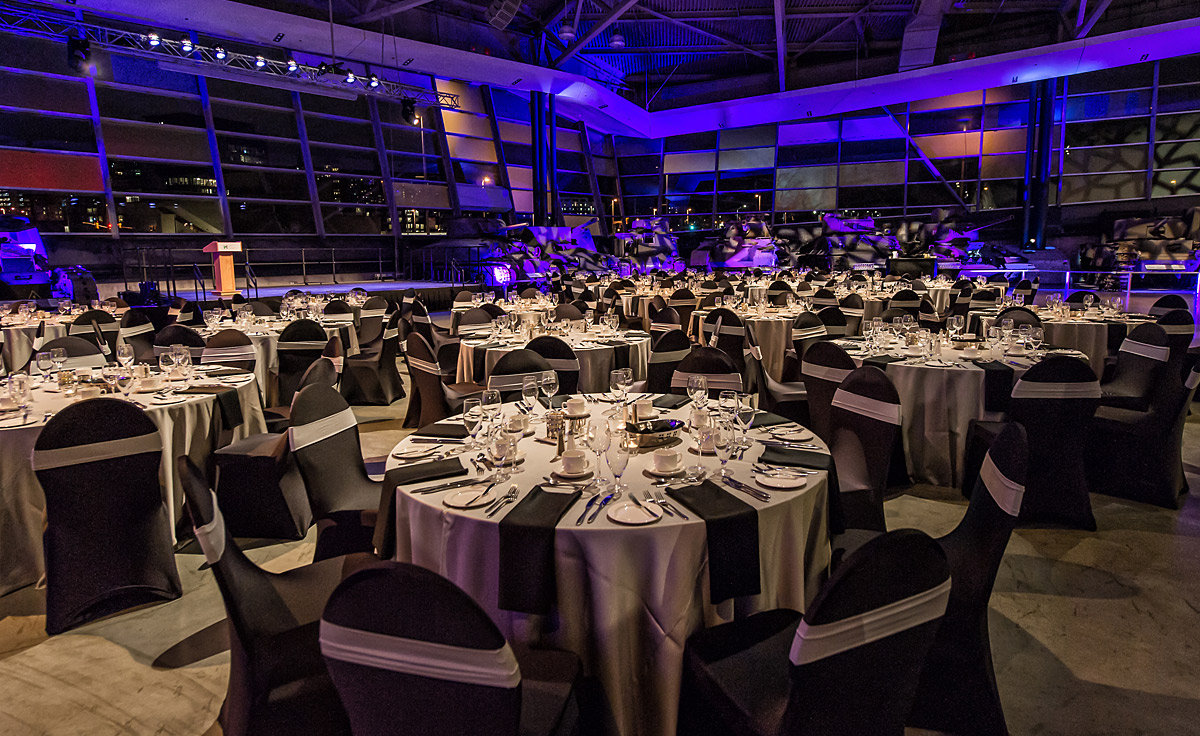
[205,367,252,378]
[864,354,907,370]
[539,395,570,409]
[178,386,243,430]
[1104,322,1127,353]
[667,480,760,603]
[625,331,650,339]
[752,411,792,428]
[414,422,469,439]
[972,360,1014,413]
[498,486,581,614]
[652,393,691,409]
[601,340,631,370]
[374,458,469,559]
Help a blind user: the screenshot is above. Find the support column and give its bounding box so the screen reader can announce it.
[1032,77,1056,249]
[548,93,561,227]
[1021,83,1039,248]
[530,91,547,226]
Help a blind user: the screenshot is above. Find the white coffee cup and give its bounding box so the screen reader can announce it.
[653,447,682,473]
[141,376,162,391]
[962,346,980,358]
[561,449,587,474]
[565,397,587,416]
[506,414,530,433]
[78,387,102,400]
[634,398,654,421]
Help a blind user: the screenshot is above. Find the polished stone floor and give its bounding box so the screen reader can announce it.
[2,378,1199,735]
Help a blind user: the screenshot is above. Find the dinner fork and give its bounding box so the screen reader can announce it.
[653,489,688,519]
[643,490,674,517]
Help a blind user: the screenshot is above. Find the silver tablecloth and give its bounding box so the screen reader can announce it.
[2,320,70,372]
[456,332,651,393]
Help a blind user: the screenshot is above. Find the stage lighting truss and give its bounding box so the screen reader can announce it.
[0,1,459,110]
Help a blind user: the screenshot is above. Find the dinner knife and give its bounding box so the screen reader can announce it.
[587,493,615,523]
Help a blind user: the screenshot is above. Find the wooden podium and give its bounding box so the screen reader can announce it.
[203,241,242,297]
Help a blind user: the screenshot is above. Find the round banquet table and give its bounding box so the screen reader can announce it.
[973,309,1160,371]
[2,318,70,371]
[0,373,266,596]
[688,307,805,381]
[456,330,652,393]
[385,398,831,736]
[859,285,951,326]
[831,338,1087,487]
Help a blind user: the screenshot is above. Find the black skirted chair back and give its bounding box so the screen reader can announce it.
[909,422,1028,736]
[342,312,405,407]
[576,288,598,311]
[668,288,698,333]
[910,279,929,293]
[323,299,355,324]
[177,456,367,736]
[458,307,496,337]
[801,341,856,443]
[407,299,436,344]
[403,332,482,428]
[817,306,848,338]
[169,297,202,326]
[480,303,506,319]
[791,312,828,365]
[488,349,552,400]
[153,323,206,358]
[877,307,910,325]
[519,287,541,299]
[952,278,973,290]
[553,303,584,323]
[320,562,580,736]
[995,305,1042,329]
[356,296,389,349]
[70,309,119,358]
[277,319,330,406]
[202,329,257,372]
[670,346,743,398]
[40,335,107,370]
[829,366,903,532]
[1155,308,1194,366]
[1012,278,1037,303]
[678,529,950,736]
[1101,322,1170,412]
[838,293,865,335]
[969,289,999,310]
[288,384,381,561]
[650,306,681,336]
[811,288,839,308]
[33,398,181,634]
[1064,290,1094,304]
[118,309,158,364]
[247,300,276,317]
[1149,293,1188,317]
[888,289,921,314]
[701,307,747,372]
[647,329,693,394]
[918,298,944,332]
[526,336,580,395]
[794,281,813,293]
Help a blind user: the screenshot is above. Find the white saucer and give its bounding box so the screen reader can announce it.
[772,429,814,443]
[553,465,591,480]
[632,409,659,420]
[646,465,684,478]
[757,474,807,490]
[563,411,591,420]
[607,501,661,525]
[443,487,498,509]
[0,417,36,429]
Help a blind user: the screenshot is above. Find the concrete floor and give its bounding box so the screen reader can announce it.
[2,376,1199,735]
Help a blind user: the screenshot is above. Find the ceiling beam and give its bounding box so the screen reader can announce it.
[635,3,770,59]
[791,3,871,62]
[1073,0,1112,38]
[352,0,438,24]
[580,41,902,54]
[552,0,640,68]
[574,3,1057,22]
[774,0,787,92]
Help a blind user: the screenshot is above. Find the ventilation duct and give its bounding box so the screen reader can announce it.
[899,0,954,72]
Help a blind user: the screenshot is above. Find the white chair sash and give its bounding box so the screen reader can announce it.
[324,313,355,323]
[488,372,544,390]
[412,314,432,324]
[383,328,399,341]
[201,345,256,364]
[69,323,118,336]
[359,309,387,318]
[668,299,695,308]
[840,308,865,317]
[831,388,902,425]
[1119,339,1169,362]
[458,324,492,336]
[792,326,828,340]
[670,371,743,392]
[650,322,677,332]
[545,358,580,371]
[704,323,745,337]
[153,345,205,358]
[811,298,839,307]
[31,431,161,471]
[329,355,344,373]
[319,620,520,689]
[193,490,227,565]
[1010,379,1101,399]
[789,578,951,666]
[979,452,1024,516]
[889,300,919,309]
[1187,368,1200,390]
[61,353,108,370]
[407,356,444,375]
[802,363,852,384]
[707,317,723,348]
[289,406,358,451]
[1159,323,1194,335]
[277,340,328,351]
[822,325,847,337]
[1149,306,1173,316]
[119,323,155,338]
[649,347,692,364]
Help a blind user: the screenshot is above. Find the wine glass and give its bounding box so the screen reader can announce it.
[1083,293,1095,310]
[617,368,633,401]
[177,356,194,388]
[116,343,135,370]
[9,373,31,410]
[521,375,539,416]
[491,434,517,482]
[1029,327,1044,357]
[606,431,631,493]
[35,351,53,384]
[687,374,708,409]
[586,423,613,495]
[463,398,483,450]
[1000,318,1014,343]
[735,395,756,449]
[101,365,120,394]
[204,308,222,332]
[116,372,136,400]
[539,371,558,411]
[57,300,70,317]
[51,347,67,374]
[158,351,175,391]
[609,368,627,408]
[482,388,503,425]
[947,315,964,340]
[714,422,735,481]
[718,389,738,424]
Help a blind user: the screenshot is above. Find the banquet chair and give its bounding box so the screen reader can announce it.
[527,336,581,395]
[801,341,856,443]
[554,303,584,323]
[987,274,1010,287]
[918,298,945,333]
[458,306,496,337]
[962,357,1100,530]
[949,288,973,320]
[994,306,1041,329]
[1149,294,1188,317]
[951,278,973,290]
[203,329,257,372]
[33,398,181,634]
[702,307,748,373]
[649,294,668,316]
[70,309,119,358]
[39,336,107,370]
[877,307,910,325]
[323,299,355,324]
[489,349,553,401]
[154,323,206,356]
[668,288,698,335]
[829,366,902,532]
[908,422,1028,736]
[887,289,921,316]
[838,293,865,335]
[1099,323,1170,412]
[794,281,813,294]
[341,313,405,407]
[118,309,158,363]
[677,529,950,736]
[754,341,809,424]
[790,312,828,368]
[811,288,839,308]
[699,279,720,293]
[767,279,792,298]
[262,356,341,434]
[569,299,592,320]
[646,329,693,394]
[404,331,483,428]
[1012,279,1037,304]
[969,289,999,311]
[409,299,456,352]
[520,287,542,299]
[289,384,384,561]
[910,279,929,293]
[1085,361,1199,509]
[1155,308,1195,369]
[178,457,372,736]
[1064,290,1095,306]
[169,297,202,326]
[277,320,330,406]
[817,306,848,338]
[247,300,276,317]
[453,290,475,307]
[670,346,743,399]
[769,291,792,307]
[321,562,580,736]
[650,306,682,336]
[577,288,598,311]
[355,296,389,354]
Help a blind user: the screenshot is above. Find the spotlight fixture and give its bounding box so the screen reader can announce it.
[66,33,91,72]
[609,32,625,48]
[558,23,576,42]
[214,46,226,60]
[401,99,418,126]
[255,55,266,68]
[180,38,193,53]
[368,74,380,88]
[287,59,298,72]
[345,71,356,83]
[147,32,160,47]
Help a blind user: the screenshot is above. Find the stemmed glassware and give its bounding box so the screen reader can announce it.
[605,431,631,494]
[946,315,964,340]
[1083,293,1096,310]
[463,398,483,450]
[115,372,136,400]
[718,389,738,424]
[521,375,539,417]
[585,423,613,495]
[714,422,735,480]
[51,348,67,374]
[1028,327,1044,357]
[539,371,558,413]
[687,374,708,410]
[482,388,503,428]
[35,351,53,384]
[116,344,135,371]
[734,394,756,449]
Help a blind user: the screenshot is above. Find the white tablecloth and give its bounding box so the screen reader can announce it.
[689,308,806,381]
[2,319,70,372]
[456,331,652,393]
[387,399,830,736]
[0,375,266,596]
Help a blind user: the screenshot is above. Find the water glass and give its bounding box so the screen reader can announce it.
[687,374,708,408]
[35,352,53,383]
[718,389,738,423]
[116,343,135,369]
[734,395,756,448]
[606,432,632,492]
[714,423,735,480]
[539,371,558,408]
[521,375,539,415]
[51,348,67,373]
[482,388,503,424]
[463,398,483,449]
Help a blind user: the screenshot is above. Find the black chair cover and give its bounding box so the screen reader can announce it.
[995,306,1041,329]
[702,307,747,373]
[829,366,902,532]
[888,289,921,315]
[204,329,257,372]
[817,306,848,338]
[800,341,856,443]
[70,309,118,358]
[118,309,157,364]
[790,312,828,367]
[342,311,405,406]
[1100,323,1169,412]
[648,329,693,394]
[527,336,581,395]
[553,303,584,322]
[670,346,742,398]
[839,293,865,335]
[1155,308,1195,369]
[1149,293,1188,316]
[39,336,106,370]
[489,349,553,401]
[404,332,482,427]
[33,398,181,634]
[277,319,328,406]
